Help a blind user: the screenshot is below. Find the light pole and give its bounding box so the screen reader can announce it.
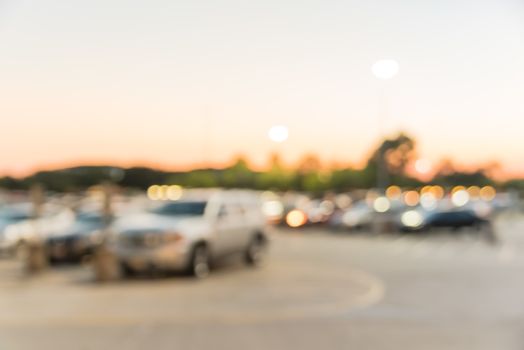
[267,125,289,187]
[371,59,399,192]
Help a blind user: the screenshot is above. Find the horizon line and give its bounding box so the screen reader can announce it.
[2,158,523,182]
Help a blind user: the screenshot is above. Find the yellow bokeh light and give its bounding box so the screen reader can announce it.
[166,185,183,201]
[403,191,420,207]
[386,186,402,200]
[451,186,466,195]
[147,185,161,201]
[420,185,433,195]
[480,186,496,201]
[148,184,183,201]
[467,186,481,199]
[286,210,308,228]
[431,186,445,200]
[159,185,169,200]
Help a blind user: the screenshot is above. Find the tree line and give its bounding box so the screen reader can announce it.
[1,133,520,193]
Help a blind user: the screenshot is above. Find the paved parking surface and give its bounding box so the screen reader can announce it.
[1,213,524,349]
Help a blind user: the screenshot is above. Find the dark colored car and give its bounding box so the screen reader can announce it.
[426,210,489,230]
[400,209,491,232]
[46,212,107,263]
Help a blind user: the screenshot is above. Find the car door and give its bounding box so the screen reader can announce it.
[214,202,244,256]
[227,202,252,252]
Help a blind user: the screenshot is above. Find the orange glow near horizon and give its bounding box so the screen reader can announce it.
[1,1,523,181]
[1,148,523,181]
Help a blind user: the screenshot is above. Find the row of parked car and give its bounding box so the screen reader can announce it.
[0,187,515,277]
[266,190,515,236]
[328,200,492,233]
[0,190,269,279]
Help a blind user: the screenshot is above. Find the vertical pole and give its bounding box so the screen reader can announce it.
[102,182,113,231]
[376,87,389,193]
[30,184,44,219]
[92,182,119,282]
[374,89,390,235]
[26,184,47,274]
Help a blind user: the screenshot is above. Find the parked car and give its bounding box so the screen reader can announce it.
[109,190,269,278]
[340,201,374,230]
[0,203,33,256]
[46,211,107,263]
[0,203,74,257]
[400,209,491,232]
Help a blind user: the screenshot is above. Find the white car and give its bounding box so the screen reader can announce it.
[110,190,269,278]
[340,201,374,230]
[1,203,75,256]
[0,203,33,255]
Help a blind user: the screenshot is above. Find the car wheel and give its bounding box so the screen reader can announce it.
[120,262,137,278]
[245,236,267,267]
[189,244,210,279]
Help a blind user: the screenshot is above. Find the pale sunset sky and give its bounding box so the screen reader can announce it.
[0,0,523,177]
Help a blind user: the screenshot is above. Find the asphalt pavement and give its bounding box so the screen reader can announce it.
[1,212,524,350]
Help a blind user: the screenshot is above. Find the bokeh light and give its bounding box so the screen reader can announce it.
[401,210,424,228]
[451,190,470,207]
[286,209,308,228]
[403,191,420,207]
[431,185,445,200]
[452,186,466,195]
[420,193,437,210]
[147,184,183,201]
[467,186,481,199]
[420,185,433,195]
[147,185,161,201]
[371,59,400,80]
[166,185,183,201]
[262,200,284,218]
[386,186,402,200]
[320,200,335,216]
[373,196,391,213]
[268,125,289,143]
[335,194,352,209]
[480,186,496,201]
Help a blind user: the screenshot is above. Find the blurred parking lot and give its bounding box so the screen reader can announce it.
[2,1,524,348]
[1,210,524,350]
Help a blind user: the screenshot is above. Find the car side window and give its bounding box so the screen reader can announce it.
[218,203,244,219]
[218,204,229,218]
[458,212,475,223]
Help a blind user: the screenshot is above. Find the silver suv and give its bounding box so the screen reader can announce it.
[109,190,269,278]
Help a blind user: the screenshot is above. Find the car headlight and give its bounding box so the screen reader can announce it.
[163,231,184,244]
[144,233,162,247]
[401,210,424,228]
[342,212,358,226]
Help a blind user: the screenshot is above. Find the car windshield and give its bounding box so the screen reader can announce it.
[428,211,471,223]
[76,212,105,224]
[0,212,31,222]
[152,201,207,216]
